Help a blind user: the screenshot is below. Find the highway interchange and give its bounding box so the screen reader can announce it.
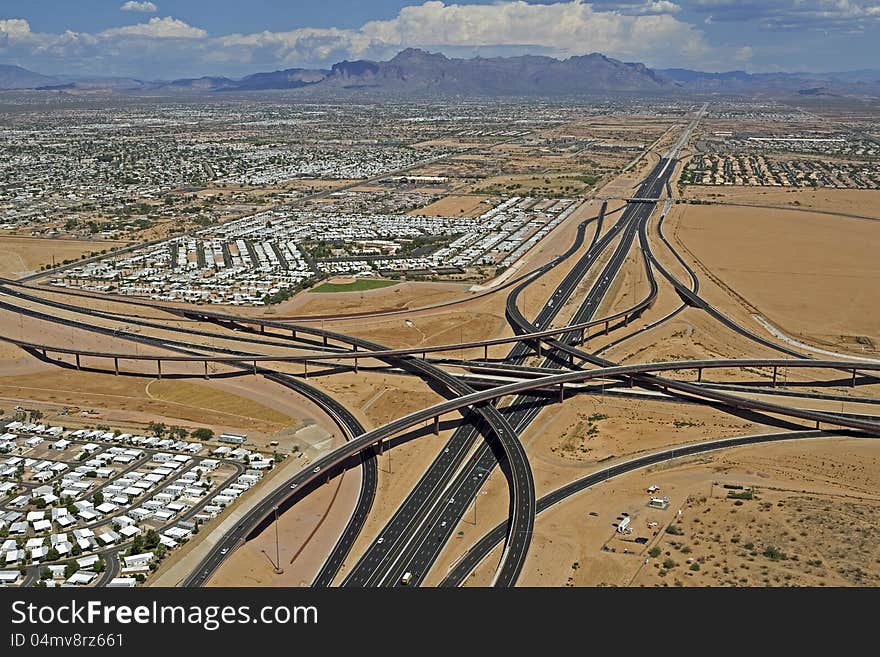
[2,103,880,588]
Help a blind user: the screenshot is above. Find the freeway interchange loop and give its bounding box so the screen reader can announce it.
[2,105,879,588]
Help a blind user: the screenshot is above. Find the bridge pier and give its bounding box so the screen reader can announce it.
[604,321,609,335]
[536,341,542,357]
[291,329,296,339]
[376,440,383,456]
[772,366,777,387]
[484,344,488,361]
[558,382,565,403]
[304,361,309,379]
[157,360,162,379]
[852,369,857,388]
[75,354,80,370]
[113,357,119,376]
[697,368,702,383]
[354,357,358,373]
[260,324,265,335]
[322,335,328,347]
[204,361,209,379]
[253,361,258,376]
[433,416,440,435]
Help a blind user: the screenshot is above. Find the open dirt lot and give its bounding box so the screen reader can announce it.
[411,194,494,218]
[670,202,879,353]
[0,236,128,279]
[460,436,880,587]
[0,369,296,437]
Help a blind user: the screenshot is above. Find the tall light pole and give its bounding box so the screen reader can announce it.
[273,505,282,574]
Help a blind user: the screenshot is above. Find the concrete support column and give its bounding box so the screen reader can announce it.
[304,361,309,379]
[75,354,81,370]
[204,361,209,379]
[852,369,857,388]
[484,344,488,361]
[697,368,702,383]
[114,357,119,376]
[354,357,358,373]
[323,335,328,347]
[558,382,565,403]
[157,360,162,379]
[433,416,440,435]
[253,361,258,376]
[772,366,777,387]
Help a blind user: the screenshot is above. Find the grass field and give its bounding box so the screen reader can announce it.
[310,279,398,293]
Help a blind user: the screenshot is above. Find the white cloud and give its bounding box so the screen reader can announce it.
[358,1,705,61]
[0,18,33,39]
[0,2,712,77]
[734,45,754,61]
[101,17,207,39]
[121,1,158,12]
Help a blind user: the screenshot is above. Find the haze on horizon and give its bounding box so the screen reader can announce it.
[0,1,878,80]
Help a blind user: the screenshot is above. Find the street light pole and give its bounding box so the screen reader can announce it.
[272,505,283,574]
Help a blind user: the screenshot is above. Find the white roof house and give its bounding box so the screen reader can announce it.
[122,552,154,568]
[66,571,97,586]
[108,577,137,587]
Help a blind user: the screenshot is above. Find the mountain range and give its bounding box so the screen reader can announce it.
[1,49,879,97]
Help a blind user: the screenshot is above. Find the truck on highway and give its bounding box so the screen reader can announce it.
[400,572,413,586]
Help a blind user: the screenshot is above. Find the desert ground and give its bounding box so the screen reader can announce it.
[0,235,128,278]
[669,200,879,353]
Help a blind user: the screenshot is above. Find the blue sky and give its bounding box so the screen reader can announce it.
[1,1,878,78]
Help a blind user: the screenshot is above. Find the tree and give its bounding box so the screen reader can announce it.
[92,491,104,505]
[147,421,166,437]
[95,555,106,573]
[63,560,79,578]
[39,566,52,580]
[144,529,160,550]
[192,427,214,441]
[128,534,144,556]
[46,547,59,561]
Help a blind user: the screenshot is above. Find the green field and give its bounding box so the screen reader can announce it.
[310,279,399,293]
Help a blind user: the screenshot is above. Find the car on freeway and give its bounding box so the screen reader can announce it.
[290,483,298,489]
[377,537,384,544]
[448,498,455,504]
[221,548,229,555]
[313,466,321,473]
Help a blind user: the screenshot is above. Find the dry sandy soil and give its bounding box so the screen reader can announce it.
[0,236,128,278]
[682,185,880,218]
[411,194,494,218]
[670,202,879,353]
[458,436,880,587]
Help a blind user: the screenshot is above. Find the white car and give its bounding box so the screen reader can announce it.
[313,466,321,473]
[290,483,298,489]
[220,548,229,555]
[377,537,384,544]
